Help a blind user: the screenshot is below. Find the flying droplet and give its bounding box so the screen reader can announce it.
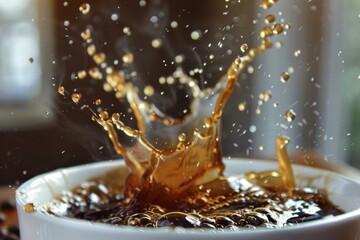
[87,44,96,56]
[240,43,248,53]
[191,30,202,40]
[72,93,82,104]
[259,145,265,151]
[144,85,155,97]
[265,14,276,24]
[77,70,87,79]
[93,52,106,65]
[81,29,91,40]
[151,39,162,48]
[238,102,246,112]
[58,86,65,96]
[273,24,284,35]
[89,67,103,80]
[79,3,91,15]
[285,109,296,123]
[122,53,134,63]
[250,125,257,133]
[95,99,102,106]
[280,72,290,82]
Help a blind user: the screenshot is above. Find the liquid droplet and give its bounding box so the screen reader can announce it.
[144,85,155,97]
[261,0,278,9]
[24,203,36,213]
[191,30,202,40]
[238,102,246,112]
[259,91,272,102]
[106,71,125,88]
[93,52,106,65]
[265,14,276,24]
[89,67,103,80]
[87,44,96,56]
[280,72,290,82]
[72,93,82,104]
[81,29,91,40]
[285,109,296,122]
[240,43,248,53]
[249,125,257,133]
[122,53,134,63]
[151,39,162,48]
[79,3,91,15]
[77,70,87,79]
[58,86,65,96]
[273,24,284,35]
[95,99,102,106]
[259,145,265,151]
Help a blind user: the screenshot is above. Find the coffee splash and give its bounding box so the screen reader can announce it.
[59,0,295,209]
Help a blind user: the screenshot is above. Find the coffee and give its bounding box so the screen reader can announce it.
[42,163,343,229]
[49,0,344,229]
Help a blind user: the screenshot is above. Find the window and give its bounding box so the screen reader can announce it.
[224,1,354,165]
[0,0,54,129]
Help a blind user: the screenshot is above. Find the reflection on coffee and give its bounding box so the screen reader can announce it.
[48,0,344,229]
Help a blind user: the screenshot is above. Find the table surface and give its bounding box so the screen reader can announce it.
[0,187,18,228]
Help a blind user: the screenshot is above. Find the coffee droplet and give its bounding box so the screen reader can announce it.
[151,39,162,48]
[265,14,276,24]
[28,57,34,63]
[238,102,246,112]
[89,67,103,80]
[58,86,65,96]
[259,144,265,151]
[240,43,249,53]
[273,24,284,35]
[87,44,96,56]
[24,203,35,213]
[79,3,91,15]
[122,53,134,63]
[178,133,186,142]
[100,111,109,120]
[285,109,296,122]
[77,70,87,79]
[93,52,106,65]
[106,71,125,88]
[190,30,202,41]
[95,99,102,105]
[72,93,82,104]
[259,91,272,102]
[280,72,290,82]
[261,0,278,9]
[81,29,91,40]
[144,85,155,97]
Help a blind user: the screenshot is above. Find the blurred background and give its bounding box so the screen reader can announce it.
[1,0,360,185]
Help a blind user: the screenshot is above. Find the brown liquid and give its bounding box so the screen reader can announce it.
[43,167,343,229]
[87,3,285,208]
[52,0,344,229]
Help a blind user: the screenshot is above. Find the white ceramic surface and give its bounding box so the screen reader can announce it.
[16,159,360,240]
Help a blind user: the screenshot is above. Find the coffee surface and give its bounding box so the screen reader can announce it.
[42,167,343,229]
